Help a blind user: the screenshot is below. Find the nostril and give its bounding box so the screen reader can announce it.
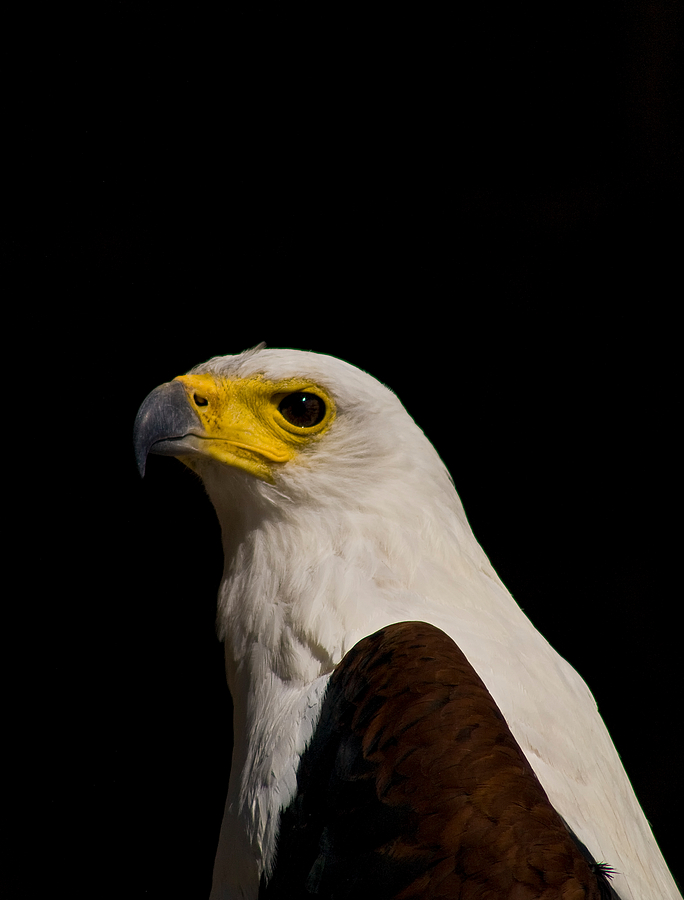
[194,393,209,407]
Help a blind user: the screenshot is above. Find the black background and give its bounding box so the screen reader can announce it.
[4,5,681,898]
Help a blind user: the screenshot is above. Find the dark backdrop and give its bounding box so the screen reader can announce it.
[4,6,681,898]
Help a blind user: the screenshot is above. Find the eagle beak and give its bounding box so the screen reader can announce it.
[133,380,204,477]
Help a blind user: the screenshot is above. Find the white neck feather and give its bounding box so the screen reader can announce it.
[207,450,498,692]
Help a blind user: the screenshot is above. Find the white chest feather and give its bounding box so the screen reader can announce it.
[210,668,330,900]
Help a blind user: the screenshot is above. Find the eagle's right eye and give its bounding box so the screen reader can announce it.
[278,392,326,428]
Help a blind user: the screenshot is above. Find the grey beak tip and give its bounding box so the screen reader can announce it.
[133,380,201,479]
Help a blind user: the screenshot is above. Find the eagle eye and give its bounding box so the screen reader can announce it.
[278,392,326,428]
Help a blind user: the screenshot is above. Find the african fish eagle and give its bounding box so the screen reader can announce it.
[134,345,679,900]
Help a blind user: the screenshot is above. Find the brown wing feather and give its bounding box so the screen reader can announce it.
[262,621,609,899]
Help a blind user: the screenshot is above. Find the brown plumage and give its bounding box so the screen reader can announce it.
[263,622,611,899]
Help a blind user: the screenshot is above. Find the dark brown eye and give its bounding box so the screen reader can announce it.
[278,392,326,427]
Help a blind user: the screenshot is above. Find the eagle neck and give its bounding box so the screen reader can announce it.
[215,477,494,696]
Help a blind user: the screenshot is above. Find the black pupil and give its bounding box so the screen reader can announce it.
[279,393,325,427]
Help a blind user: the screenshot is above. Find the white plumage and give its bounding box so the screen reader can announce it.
[135,347,679,900]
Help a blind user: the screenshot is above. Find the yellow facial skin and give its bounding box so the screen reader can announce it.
[172,373,336,482]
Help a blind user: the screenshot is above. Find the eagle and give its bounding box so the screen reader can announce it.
[133,345,679,900]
